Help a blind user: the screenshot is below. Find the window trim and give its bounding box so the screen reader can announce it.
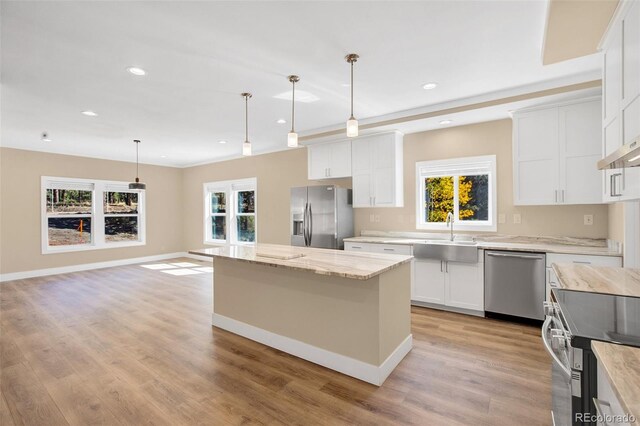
[203,177,257,246]
[415,155,497,232]
[41,176,146,254]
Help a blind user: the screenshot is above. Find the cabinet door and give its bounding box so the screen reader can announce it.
[371,137,397,206]
[413,259,445,304]
[328,141,352,178]
[308,144,330,180]
[513,109,560,205]
[445,261,483,311]
[351,138,373,175]
[352,174,372,207]
[604,22,623,124]
[559,100,603,204]
[623,1,640,103]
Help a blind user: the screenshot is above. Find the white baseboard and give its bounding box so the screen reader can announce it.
[183,252,214,262]
[212,312,412,386]
[0,252,192,282]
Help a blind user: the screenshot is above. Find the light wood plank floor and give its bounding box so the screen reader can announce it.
[1,258,551,425]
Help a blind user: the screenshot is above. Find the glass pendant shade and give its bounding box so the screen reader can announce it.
[346,118,359,138]
[242,140,252,156]
[128,139,146,190]
[287,131,298,148]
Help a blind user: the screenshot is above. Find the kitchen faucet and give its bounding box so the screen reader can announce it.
[446,212,454,242]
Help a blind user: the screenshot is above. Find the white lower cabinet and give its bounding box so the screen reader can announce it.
[545,253,623,301]
[596,358,632,426]
[413,254,484,314]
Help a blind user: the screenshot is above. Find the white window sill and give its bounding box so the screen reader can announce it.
[42,240,145,255]
[416,224,497,232]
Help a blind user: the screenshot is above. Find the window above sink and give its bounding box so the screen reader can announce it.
[415,155,497,232]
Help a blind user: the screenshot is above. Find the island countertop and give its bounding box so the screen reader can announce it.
[552,264,640,297]
[189,243,413,280]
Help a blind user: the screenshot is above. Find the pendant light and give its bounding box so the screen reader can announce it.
[241,92,252,156]
[128,139,146,190]
[345,53,359,138]
[287,75,300,147]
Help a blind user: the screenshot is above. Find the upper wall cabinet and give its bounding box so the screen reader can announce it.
[513,97,604,205]
[351,131,404,208]
[601,0,640,202]
[307,140,352,180]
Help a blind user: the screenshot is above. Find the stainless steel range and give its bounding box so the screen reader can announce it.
[543,289,640,425]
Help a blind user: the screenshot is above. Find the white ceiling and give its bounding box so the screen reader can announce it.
[1,1,603,167]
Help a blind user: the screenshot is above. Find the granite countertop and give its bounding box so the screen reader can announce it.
[552,264,640,297]
[344,232,622,257]
[189,243,413,281]
[591,341,640,421]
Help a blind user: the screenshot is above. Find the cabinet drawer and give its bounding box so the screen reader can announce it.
[344,242,376,252]
[370,244,412,256]
[546,253,622,268]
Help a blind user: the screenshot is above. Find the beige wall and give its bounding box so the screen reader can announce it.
[0,148,183,274]
[608,202,625,245]
[181,148,349,250]
[353,119,609,238]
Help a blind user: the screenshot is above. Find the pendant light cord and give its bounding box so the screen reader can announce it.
[291,80,296,133]
[350,60,354,119]
[245,95,249,142]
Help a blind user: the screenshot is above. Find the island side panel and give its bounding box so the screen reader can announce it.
[213,257,381,365]
[378,262,412,364]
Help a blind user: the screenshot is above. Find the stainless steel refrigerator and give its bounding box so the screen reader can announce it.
[290,185,354,249]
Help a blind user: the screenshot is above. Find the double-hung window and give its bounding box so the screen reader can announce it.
[204,178,257,245]
[416,155,497,231]
[42,177,146,253]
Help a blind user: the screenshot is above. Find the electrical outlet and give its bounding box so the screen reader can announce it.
[513,213,521,224]
[369,214,375,223]
[584,214,594,226]
[498,213,506,224]
[374,215,380,223]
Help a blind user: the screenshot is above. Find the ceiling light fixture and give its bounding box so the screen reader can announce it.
[287,75,300,148]
[241,93,252,156]
[345,53,359,138]
[439,119,452,125]
[81,110,98,117]
[423,82,438,90]
[218,140,227,144]
[128,139,146,190]
[276,118,287,124]
[127,67,146,76]
[41,132,51,142]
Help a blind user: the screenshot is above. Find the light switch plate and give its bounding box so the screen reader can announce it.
[374,215,380,223]
[498,213,506,224]
[513,213,521,224]
[369,214,375,223]
[584,214,594,226]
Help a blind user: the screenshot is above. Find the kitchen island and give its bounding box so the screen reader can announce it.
[189,243,413,385]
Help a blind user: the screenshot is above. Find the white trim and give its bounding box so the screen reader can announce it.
[211,313,412,386]
[415,155,497,232]
[203,177,257,246]
[0,252,188,283]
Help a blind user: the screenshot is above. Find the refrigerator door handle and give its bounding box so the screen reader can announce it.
[303,202,309,246]
[308,204,313,245]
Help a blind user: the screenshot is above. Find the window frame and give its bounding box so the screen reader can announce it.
[203,177,257,246]
[415,155,497,232]
[41,176,146,254]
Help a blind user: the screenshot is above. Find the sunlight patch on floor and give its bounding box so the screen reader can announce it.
[140,263,178,270]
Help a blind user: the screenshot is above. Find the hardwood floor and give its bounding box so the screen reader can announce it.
[1,258,551,425]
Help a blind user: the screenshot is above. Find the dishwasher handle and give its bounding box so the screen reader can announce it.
[486,252,544,260]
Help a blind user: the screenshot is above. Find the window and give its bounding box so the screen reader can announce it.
[204,178,257,245]
[416,155,496,231]
[42,177,145,253]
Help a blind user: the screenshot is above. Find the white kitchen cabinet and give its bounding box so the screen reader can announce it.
[513,97,604,205]
[351,132,403,208]
[596,357,632,426]
[601,0,640,202]
[413,259,445,305]
[413,254,484,314]
[344,241,411,256]
[307,140,352,180]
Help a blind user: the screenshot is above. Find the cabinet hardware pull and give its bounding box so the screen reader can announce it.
[445,261,448,273]
[383,248,394,251]
[440,260,443,272]
[555,190,558,203]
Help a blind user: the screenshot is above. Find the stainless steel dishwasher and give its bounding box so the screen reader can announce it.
[484,250,546,320]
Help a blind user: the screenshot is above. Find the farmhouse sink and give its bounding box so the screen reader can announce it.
[412,241,479,263]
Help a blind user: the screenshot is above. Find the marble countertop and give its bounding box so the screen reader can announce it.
[553,264,640,297]
[344,233,622,257]
[592,341,640,421]
[189,243,413,280]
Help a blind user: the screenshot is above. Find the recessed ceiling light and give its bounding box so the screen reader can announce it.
[341,83,351,87]
[218,140,227,144]
[276,119,287,124]
[423,82,438,90]
[160,155,167,158]
[439,119,452,125]
[273,90,319,103]
[127,67,146,76]
[81,110,98,117]
[41,132,51,142]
